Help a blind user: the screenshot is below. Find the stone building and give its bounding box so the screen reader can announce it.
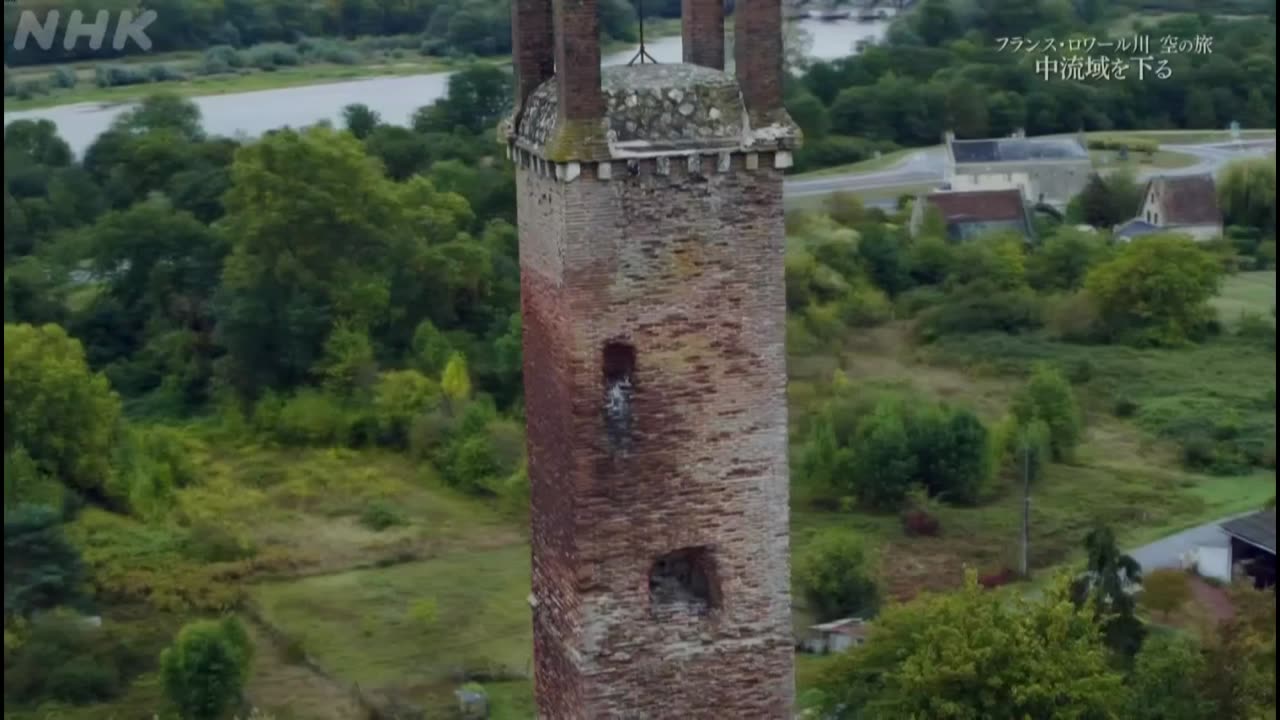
[504,0,799,717]
[943,130,1092,207]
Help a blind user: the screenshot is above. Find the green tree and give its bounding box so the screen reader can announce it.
[3,504,84,617]
[1027,227,1110,291]
[1084,234,1223,345]
[1127,633,1214,720]
[441,352,473,407]
[908,406,990,505]
[916,0,958,46]
[948,234,1026,290]
[4,324,122,495]
[1218,158,1276,236]
[217,126,409,401]
[787,91,830,139]
[1011,363,1082,461]
[815,572,1125,719]
[850,401,917,509]
[1077,172,1143,228]
[1072,525,1145,658]
[341,103,381,140]
[160,617,254,720]
[317,322,377,397]
[795,529,880,622]
[412,65,513,135]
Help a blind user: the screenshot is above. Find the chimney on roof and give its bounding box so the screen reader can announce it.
[943,130,955,145]
[1013,128,1026,138]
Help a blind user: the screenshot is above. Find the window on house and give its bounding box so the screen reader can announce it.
[603,342,636,450]
[649,547,719,614]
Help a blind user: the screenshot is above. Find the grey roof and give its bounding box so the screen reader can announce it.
[951,137,1089,164]
[1115,219,1159,238]
[1222,510,1276,554]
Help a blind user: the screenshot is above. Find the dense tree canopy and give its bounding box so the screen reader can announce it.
[1084,234,1223,346]
[813,572,1126,719]
[4,324,122,497]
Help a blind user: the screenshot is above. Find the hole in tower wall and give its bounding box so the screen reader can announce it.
[603,342,636,451]
[649,547,719,614]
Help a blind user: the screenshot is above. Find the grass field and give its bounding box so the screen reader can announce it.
[785,183,938,212]
[1212,271,1277,327]
[793,147,928,178]
[1087,129,1277,146]
[1090,148,1198,172]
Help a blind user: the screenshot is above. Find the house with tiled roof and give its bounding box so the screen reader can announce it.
[909,188,1034,242]
[1115,174,1224,242]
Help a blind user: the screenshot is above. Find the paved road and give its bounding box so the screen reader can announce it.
[1128,511,1256,573]
[783,138,1277,200]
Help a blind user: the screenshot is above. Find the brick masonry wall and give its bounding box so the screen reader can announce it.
[513,0,555,111]
[734,0,783,113]
[518,159,795,719]
[682,0,725,70]
[553,0,604,120]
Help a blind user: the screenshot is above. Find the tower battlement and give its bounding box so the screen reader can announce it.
[507,63,800,165]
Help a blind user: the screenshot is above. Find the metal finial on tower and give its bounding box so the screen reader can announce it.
[628,0,658,65]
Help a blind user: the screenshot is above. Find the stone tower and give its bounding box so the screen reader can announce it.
[506,1,799,717]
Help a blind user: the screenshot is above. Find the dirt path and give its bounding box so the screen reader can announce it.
[244,617,367,720]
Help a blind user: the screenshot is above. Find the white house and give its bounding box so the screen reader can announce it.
[943,130,1092,207]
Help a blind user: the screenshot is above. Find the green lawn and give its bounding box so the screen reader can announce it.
[1212,271,1277,327]
[251,545,532,692]
[1090,148,1198,172]
[1087,129,1277,146]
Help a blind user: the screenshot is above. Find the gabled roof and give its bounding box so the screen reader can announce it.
[1148,174,1222,226]
[950,137,1089,164]
[924,189,1027,224]
[1222,510,1276,554]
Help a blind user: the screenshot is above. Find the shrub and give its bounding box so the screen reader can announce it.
[919,287,1043,340]
[15,79,51,98]
[1141,569,1192,620]
[272,390,351,446]
[979,568,1016,589]
[3,612,139,705]
[200,45,244,75]
[1045,291,1103,342]
[894,286,947,317]
[51,66,78,89]
[1236,311,1276,350]
[836,285,893,327]
[360,499,405,531]
[373,370,441,447]
[94,65,150,87]
[795,530,880,621]
[1068,357,1095,384]
[161,617,254,720]
[902,509,941,537]
[147,65,187,82]
[246,43,301,70]
[1112,397,1139,418]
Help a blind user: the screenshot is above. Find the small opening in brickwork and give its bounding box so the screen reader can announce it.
[649,547,719,613]
[603,342,636,450]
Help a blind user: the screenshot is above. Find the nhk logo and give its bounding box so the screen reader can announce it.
[9,8,158,52]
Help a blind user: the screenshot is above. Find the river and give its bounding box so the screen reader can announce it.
[4,16,892,155]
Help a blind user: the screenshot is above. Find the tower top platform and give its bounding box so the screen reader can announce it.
[507,63,800,163]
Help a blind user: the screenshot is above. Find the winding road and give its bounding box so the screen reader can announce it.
[783,138,1278,201]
